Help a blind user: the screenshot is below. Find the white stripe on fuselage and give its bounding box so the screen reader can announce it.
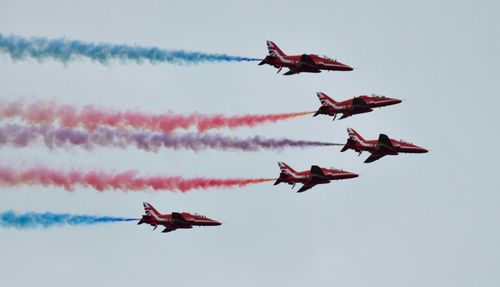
[282,168,346,179]
[366,99,397,106]
[349,134,374,148]
[271,49,294,64]
[349,136,420,151]
[146,209,213,225]
[281,168,306,179]
[145,209,170,224]
[316,61,341,68]
[322,99,347,110]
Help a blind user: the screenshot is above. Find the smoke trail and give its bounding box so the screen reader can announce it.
[0,210,136,229]
[0,124,338,152]
[0,34,259,64]
[0,165,273,192]
[0,100,312,132]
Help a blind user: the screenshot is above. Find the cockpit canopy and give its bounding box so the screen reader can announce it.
[310,54,337,62]
[322,55,337,62]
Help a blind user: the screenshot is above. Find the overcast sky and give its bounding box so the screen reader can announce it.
[0,1,499,286]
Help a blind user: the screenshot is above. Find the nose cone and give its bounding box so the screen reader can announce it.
[338,171,359,179]
[346,172,359,179]
[408,144,428,153]
[339,62,353,71]
[331,59,353,71]
[209,219,222,226]
[388,98,402,105]
[415,146,428,153]
[372,96,402,107]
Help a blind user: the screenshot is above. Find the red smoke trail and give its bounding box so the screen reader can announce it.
[0,100,313,132]
[0,165,273,192]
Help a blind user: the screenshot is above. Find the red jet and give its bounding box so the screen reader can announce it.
[137,202,221,233]
[342,128,428,163]
[314,92,402,120]
[274,162,358,193]
[258,41,353,75]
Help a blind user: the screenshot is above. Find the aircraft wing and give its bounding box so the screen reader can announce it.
[298,54,321,72]
[171,212,193,228]
[296,166,332,192]
[310,165,329,181]
[364,153,386,163]
[283,69,301,76]
[377,134,396,153]
[161,226,178,233]
[297,183,317,193]
[351,97,372,112]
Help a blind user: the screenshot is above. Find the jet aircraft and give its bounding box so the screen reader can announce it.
[342,128,428,163]
[274,162,358,193]
[138,202,221,233]
[313,92,402,120]
[258,41,353,75]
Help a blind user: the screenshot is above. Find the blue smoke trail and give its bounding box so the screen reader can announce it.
[0,34,260,64]
[0,210,137,229]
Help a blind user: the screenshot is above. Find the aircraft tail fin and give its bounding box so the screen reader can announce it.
[347,128,366,143]
[266,41,286,57]
[316,92,337,106]
[314,92,337,116]
[143,202,160,217]
[278,162,297,175]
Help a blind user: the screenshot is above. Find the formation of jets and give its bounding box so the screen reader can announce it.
[139,41,427,233]
[259,41,427,193]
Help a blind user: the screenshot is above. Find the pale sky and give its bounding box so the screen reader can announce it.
[0,1,499,286]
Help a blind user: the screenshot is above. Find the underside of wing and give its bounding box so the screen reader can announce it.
[162,226,178,233]
[283,69,300,75]
[377,134,396,154]
[350,97,372,113]
[364,153,386,163]
[171,213,193,228]
[297,183,316,193]
[298,54,321,73]
[339,113,352,120]
[310,165,329,181]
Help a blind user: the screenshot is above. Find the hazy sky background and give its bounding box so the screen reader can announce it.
[0,0,499,286]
